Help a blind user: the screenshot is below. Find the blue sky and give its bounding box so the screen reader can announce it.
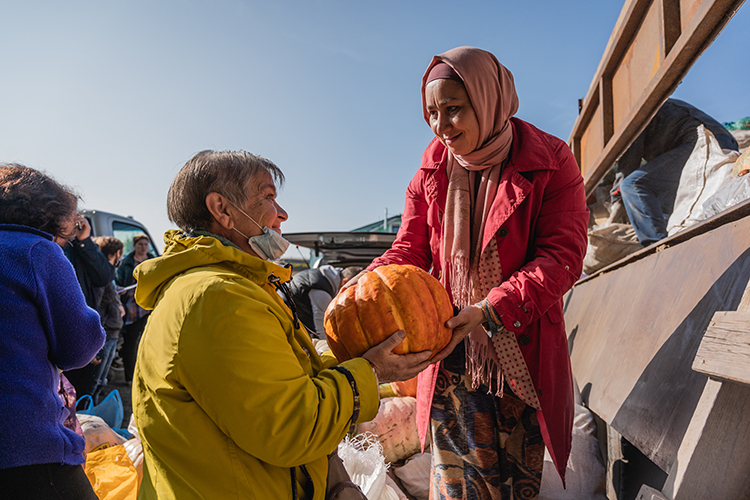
[1,1,747,254]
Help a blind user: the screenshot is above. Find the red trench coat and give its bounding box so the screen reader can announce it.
[367,118,589,482]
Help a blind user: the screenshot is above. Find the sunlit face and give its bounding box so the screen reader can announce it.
[134,238,150,257]
[235,170,288,237]
[424,78,481,156]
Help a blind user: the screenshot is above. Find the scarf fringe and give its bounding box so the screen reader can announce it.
[447,257,472,308]
[465,336,505,397]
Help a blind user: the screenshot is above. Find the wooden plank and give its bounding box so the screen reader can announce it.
[692,311,750,384]
[565,213,750,471]
[567,0,746,197]
[662,380,750,499]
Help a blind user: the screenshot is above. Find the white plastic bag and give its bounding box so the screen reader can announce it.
[338,432,389,500]
[78,414,126,454]
[667,125,739,236]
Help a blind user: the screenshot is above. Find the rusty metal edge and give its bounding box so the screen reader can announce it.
[567,0,746,197]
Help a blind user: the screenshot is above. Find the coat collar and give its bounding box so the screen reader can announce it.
[419,118,565,253]
[0,223,54,240]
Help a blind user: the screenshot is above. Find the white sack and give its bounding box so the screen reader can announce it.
[667,125,739,236]
[392,451,431,500]
[539,403,607,500]
[338,433,389,500]
[583,223,641,274]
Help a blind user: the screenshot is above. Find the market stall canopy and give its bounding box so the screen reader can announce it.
[284,232,397,267]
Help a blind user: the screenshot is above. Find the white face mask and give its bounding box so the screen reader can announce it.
[227,199,290,261]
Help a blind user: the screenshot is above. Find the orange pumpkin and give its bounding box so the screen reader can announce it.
[391,376,419,398]
[324,264,453,361]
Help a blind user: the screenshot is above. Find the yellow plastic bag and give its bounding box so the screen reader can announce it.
[84,444,139,499]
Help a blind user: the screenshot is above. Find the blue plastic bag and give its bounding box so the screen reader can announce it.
[77,389,124,430]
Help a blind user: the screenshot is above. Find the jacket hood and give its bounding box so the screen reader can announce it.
[134,230,291,310]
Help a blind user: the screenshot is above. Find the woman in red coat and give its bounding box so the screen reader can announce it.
[365,47,589,498]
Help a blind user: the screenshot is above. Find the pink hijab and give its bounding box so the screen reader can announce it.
[422,47,519,389]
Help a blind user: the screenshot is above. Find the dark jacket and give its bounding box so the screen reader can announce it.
[0,224,105,468]
[95,281,124,337]
[63,236,115,311]
[618,98,739,178]
[116,251,156,287]
[285,268,336,335]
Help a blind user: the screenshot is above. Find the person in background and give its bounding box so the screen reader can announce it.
[0,164,104,499]
[89,236,126,402]
[58,209,115,396]
[132,150,433,499]
[283,265,363,338]
[116,233,155,385]
[613,98,739,246]
[354,47,589,498]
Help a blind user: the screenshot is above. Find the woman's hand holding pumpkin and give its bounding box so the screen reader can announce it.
[431,304,486,362]
[362,330,433,384]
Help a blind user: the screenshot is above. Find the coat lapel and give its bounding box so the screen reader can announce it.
[481,168,532,253]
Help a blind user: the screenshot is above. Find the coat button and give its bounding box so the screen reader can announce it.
[513,320,521,328]
[519,334,531,345]
[498,228,509,237]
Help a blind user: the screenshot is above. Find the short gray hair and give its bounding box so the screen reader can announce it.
[167,150,284,232]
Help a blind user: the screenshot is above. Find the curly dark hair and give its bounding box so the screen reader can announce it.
[0,164,78,238]
[93,236,124,258]
[167,150,284,232]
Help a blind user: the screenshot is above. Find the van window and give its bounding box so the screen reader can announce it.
[113,221,158,256]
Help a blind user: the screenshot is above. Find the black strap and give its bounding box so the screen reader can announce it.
[330,366,360,434]
[270,273,301,330]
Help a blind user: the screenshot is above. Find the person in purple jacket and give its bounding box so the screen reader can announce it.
[0,164,105,499]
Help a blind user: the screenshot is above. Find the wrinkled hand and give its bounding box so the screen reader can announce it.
[362,330,433,384]
[431,304,486,363]
[341,270,369,290]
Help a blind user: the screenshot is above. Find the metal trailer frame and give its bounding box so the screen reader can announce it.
[567,0,745,200]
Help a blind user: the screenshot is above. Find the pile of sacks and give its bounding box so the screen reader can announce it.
[347,382,607,500]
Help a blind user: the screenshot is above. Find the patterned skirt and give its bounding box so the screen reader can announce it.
[430,342,544,500]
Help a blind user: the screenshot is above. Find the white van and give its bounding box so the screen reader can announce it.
[80,209,160,256]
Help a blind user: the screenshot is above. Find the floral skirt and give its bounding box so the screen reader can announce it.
[430,342,544,500]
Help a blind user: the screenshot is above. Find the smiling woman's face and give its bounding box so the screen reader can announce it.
[424,78,481,156]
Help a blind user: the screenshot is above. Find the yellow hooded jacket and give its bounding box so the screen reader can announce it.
[132,231,379,499]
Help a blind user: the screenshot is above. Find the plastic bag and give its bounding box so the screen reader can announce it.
[84,444,139,499]
[702,170,750,220]
[77,389,125,430]
[123,414,144,483]
[78,414,127,454]
[338,433,389,500]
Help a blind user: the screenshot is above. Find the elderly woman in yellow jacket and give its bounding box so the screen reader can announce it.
[132,150,433,500]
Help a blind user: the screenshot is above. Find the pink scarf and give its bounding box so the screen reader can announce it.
[423,47,518,390]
